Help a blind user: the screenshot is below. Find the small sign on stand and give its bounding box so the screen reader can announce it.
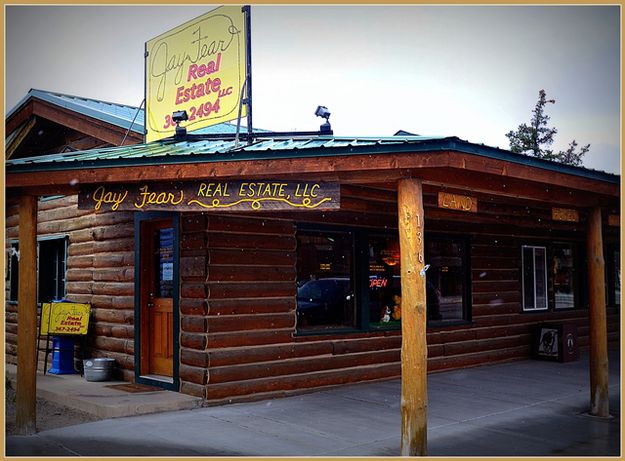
[40,301,91,375]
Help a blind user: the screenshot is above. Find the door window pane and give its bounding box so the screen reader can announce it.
[155,227,174,298]
[296,231,355,329]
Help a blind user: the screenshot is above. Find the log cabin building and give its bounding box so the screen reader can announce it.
[5,90,621,406]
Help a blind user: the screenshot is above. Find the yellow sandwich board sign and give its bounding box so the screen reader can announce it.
[41,302,91,335]
[145,5,247,142]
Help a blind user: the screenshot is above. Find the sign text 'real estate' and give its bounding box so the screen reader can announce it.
[78,181,340,212]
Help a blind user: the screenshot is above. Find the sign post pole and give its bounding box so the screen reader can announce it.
[243,5,253,144]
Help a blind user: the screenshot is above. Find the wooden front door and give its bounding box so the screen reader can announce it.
[140,219,175,377]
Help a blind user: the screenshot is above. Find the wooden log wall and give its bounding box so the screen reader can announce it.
[189,185,619,403]
[5,195,135,379]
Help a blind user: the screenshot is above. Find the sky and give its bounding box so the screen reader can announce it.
[4,5,621,174]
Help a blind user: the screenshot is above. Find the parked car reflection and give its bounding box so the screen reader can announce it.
[296,278,354,327]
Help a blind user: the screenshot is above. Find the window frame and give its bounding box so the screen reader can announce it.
[425,233,473,328]
[521,245,548,312]
[295,224,472,334]
[295,224,360,334]
[7,235,69,304]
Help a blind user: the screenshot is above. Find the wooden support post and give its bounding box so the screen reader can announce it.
[16,195,38,434]
[398,178,427,456]
[586,206,609,417]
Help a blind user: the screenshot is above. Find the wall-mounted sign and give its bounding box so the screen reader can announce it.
[608,214,620,226]
[552,207,579,222]
[78,181,340,212]
[438,192,477,213]
[41,302,91,335]
[145,6,247,142]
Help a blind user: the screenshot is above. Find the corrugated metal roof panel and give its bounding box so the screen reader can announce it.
[5,134,619,185]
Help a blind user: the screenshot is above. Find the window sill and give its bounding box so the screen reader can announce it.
[427,320,474,330]
[295,327,362,337]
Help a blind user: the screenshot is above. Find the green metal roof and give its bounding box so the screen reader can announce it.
[5,134,619,185]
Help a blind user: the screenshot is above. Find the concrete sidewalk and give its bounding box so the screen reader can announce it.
[5,364,202,418]
[6,350,620,457]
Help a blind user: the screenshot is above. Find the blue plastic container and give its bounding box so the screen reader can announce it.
[48,336,78,374]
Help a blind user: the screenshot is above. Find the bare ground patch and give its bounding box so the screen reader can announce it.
[5,380,102,435]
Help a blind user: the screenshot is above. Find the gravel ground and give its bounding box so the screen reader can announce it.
[5,381,101,435]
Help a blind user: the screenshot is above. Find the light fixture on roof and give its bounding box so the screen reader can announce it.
[172,110,188,138]
[315,106,332,133]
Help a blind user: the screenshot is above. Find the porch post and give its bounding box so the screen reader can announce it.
[16,194,38,434]
[397,178,427,456]
[586,206,609,417]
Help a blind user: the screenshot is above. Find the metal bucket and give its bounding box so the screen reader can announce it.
[83,358,116,382]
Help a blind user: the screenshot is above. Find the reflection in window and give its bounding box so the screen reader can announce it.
[296,231,355,329]
[553,243,575,309]
[368,236,401,328]
[522,246,547,311]
[426,238,466,323]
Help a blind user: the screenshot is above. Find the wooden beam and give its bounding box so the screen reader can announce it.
[6,116,37,160]
[586,206,610,417]
[5,101,34,134]
[7,152,618,208]
[397,178,427,456]
[16,195,38,435]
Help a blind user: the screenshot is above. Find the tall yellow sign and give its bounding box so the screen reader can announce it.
[145,6,247,142]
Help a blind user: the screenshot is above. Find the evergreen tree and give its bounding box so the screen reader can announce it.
[506,90,589,166]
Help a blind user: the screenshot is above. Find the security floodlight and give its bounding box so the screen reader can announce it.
[172,110,189,122]
[314,106,332,133]
[172,110,189,138]
[315,106,330,120]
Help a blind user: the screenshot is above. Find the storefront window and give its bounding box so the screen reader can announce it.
[296,230,355,329]
[426,237,467,323]
[522,245,547,311]
[367,234,469,327]
[296,228,470,331]
[553,243,575,309]
[8,237,67,303]
[368,235,401,328]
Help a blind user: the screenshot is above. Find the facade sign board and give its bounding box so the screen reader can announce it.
[437,192,477,213]
[41,302,91,335]
[79,181,340,212]
[145,6,247,142]
[552,207,579,222]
